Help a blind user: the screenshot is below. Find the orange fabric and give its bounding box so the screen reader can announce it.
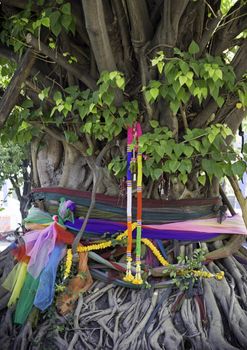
[12,245,30,264]
[137,191,142,220]
[13,224,75,263]
[56,252,93,315]
[127,222,132,253]
[56,228,75,245]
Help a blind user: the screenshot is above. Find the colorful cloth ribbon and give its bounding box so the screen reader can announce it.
[34,244,65,311]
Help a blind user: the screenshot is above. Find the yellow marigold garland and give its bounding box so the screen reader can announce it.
[77,240,112,252]
[141,238,169,266]
[62,224,224,283]
[190,269,225,280]
[64,248,73,279]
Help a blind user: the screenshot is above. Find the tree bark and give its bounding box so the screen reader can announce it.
[0,49,35,128]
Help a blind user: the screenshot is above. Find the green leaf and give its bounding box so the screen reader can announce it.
[53,91,63,104]
[157,61,164,74]
[109,71,118,80]
[215,69,223,80]
[201,87,208,99]
[61,3,71,15]
[22,99,33,108]
[57,104,64,112]
[38,87,50,101]
[190,62,200,76]
[150,88,159,100]
[186,71,194,80]
[153,168,163,180]
[179,61,189,75]
[168,160,180,173]
[61,14,72,30]
[198,175,206,186]
[232,161,246,178]
[145,90,152,103]
[188,40,200,55]
[103,92,114,106]
[116,77,125,89]
[208,133,216,143]
[173,80,181,94]
[170,100,180,114]
[156,145,165,158]
[216,96,224,108]
[149,80,161,88]
[150,120,159,128]
[201,159,215,175]
[159,85,168,98]
[78,106,87,119]
[32,19,41,30]
[51,106,58,116]
[179,159,192,174]
[50,11,62,36]
[183,145,194,157]
[84,122,93,133]
[18,121,30,132]
[178,173,188,185]
[174,143,183,158]
[64,102,72,111]
[179,76,187,86]
[209,82,219,101]
[65,85,79,96]
[41,17,50,28]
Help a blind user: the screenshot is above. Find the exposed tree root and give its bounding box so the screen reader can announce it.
[0,252,247,349]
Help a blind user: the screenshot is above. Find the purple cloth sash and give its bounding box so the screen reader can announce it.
[65,214,246,241]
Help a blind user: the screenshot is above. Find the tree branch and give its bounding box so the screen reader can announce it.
[126,0,153,50]
[9,177,22,203]
[211,1,247,55]
[154,0,189,47]
[71,140,116,253]
[81,0,117,72]
[0,48,35,128]
[197,15,221,56]
[112,0,133,74]
[231,39,247,81]
[26,34,96,90]
[228,176,247,226]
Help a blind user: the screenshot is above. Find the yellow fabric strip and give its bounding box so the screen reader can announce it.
[137,154,142,187]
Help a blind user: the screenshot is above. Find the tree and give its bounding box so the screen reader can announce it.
[0,142,31,219]
[0,0,247,349]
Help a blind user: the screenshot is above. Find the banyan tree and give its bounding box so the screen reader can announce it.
[0,0,247,349]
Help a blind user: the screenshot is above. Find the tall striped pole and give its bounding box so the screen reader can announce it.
[123,126,134,282]
[133,122,143,284]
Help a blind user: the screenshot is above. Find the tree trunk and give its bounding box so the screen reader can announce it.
[0,1,247,349]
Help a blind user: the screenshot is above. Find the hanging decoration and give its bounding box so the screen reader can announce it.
[124,122,144,284]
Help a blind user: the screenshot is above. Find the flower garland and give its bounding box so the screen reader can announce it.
[140,239,224,280]
[77,240,112,252]
[64,248,73,279]
[63,226,224,282]
[141,238,169,266]
[190,270,225,280]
